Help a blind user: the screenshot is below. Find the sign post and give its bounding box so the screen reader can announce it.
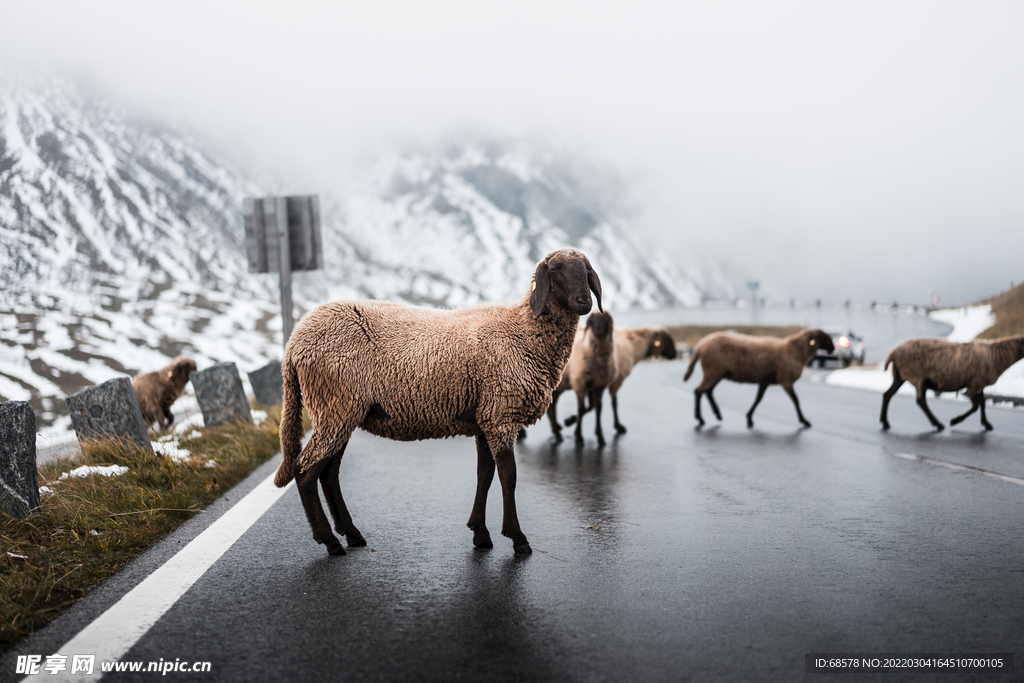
[243,195,322,350]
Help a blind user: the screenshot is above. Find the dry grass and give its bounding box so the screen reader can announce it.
[0,405,284,653]
[666,324,805,348]
[977,281,1024,339]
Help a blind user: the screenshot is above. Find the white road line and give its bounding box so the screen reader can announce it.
[22,472,293,682]
[892,452,1024,487]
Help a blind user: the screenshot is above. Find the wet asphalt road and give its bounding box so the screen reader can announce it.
[7,360,1024,682]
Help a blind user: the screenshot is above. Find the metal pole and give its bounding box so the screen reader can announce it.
[276,197,293,351]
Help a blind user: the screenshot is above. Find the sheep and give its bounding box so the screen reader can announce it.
[880,335,1024,431]
[682,329,834,428]
[274,248,602,556]
[546,312,616,446]
[132,356,197,430]
[552,325,677,442]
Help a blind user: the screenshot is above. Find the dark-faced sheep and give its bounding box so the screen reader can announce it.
[880,335,1024,431]
[275,248,602,556]
[546,312,616,446]
[552,325,677,442]
[683,329,834,428]
[132,356,197,430]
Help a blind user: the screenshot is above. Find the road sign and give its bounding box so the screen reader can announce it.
[243,196,322,349]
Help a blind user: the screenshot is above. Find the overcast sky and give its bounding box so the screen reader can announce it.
[2,1,1022,305]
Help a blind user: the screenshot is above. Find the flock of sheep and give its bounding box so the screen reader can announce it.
[132,249,1024,558]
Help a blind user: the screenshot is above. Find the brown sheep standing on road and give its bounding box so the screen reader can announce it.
[880,335,1024,431]
[683,329,834,428]
[554,325,677,441]
[132,356,198,430]
[548,311,617,446]
[275,248,602,557]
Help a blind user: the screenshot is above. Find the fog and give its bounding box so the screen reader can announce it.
[3,0,1022,306]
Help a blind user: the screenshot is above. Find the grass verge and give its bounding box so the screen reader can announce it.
[666,324,805,348]
[0,405,284,653]
[978,280,1024,339]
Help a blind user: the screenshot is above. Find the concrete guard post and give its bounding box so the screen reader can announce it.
[0,400,40,518]
[65,377,154,454]
[248,360,283,406]
[191,362,253,427]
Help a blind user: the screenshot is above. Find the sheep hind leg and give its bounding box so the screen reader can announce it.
[915,382,944,431]
[319,445,366,547]
[880,370,905,430]
[705,383,723,422]
[492,440,531,554]
[467,435,497,549]
[782,384,811,428]
[295,455,345,556]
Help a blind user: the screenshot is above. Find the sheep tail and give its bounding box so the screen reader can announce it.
[884,352,894,372]
[274,357,303,488]
[683,349,700,382]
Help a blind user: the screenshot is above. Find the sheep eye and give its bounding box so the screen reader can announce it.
[810,340,816,346]
[654,340,660,346]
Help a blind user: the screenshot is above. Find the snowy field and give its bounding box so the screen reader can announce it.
[821,305,1024,403]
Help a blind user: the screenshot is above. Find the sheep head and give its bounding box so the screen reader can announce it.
[648,329,677,360]
[585,312,613,338]
[169,357,198,389]
[806,329,835,354]
[530,249,602,317]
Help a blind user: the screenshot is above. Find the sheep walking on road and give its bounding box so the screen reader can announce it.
[683,329,834,428]
[132,357,197,430]
[556,325,677,440]
[274,249,602,556]
[880,335,1024,431]
[548,312,616,446]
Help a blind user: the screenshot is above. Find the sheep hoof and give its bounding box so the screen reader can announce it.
[513,542,533,555]
[552,432,563,444]
[596,436,606,447]
[473,529,493,548]
[574,434,585,447]
[615,425,627,435]
[746,419,754,429]
[983,422,994,431]
[934,424,945,432]
[346,532,367,547]
[881,422,890,431]
[800,420,812,428]
[326,541,346,556]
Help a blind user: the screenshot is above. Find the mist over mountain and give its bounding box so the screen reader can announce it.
[0,78,725,427]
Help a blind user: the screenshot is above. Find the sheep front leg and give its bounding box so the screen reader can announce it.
[492,438,531,554]
[950,394,981,427]
[547,389,564,443]
[611,392,626,434]
[573,391,587,446]
[782,384,812,428]
[979,393,993,431]
[467,435,496,549]
[591,388,606,447]
[746,383,769,428]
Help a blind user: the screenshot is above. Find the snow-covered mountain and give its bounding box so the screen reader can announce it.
[0,77,718,429]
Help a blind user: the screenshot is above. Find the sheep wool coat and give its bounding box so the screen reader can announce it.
[283,295,579,475]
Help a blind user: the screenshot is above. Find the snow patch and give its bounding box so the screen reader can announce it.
[59,465,129,479]
[929,305,995,342]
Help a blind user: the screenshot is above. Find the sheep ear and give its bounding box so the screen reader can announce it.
[530,261,551,316]
[587,265,603,313]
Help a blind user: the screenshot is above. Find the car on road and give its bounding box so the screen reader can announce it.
[809,329,865,367]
